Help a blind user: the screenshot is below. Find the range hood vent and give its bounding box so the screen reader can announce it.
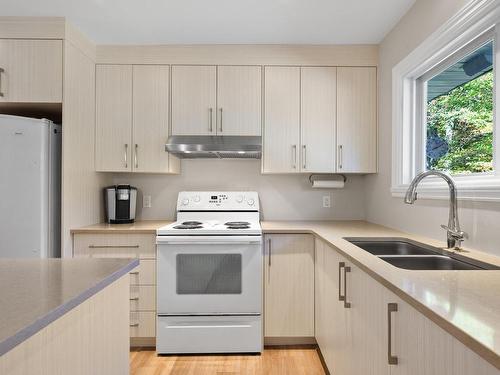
[165,135,262,159]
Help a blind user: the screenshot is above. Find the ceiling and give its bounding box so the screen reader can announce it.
[1,0,416,45]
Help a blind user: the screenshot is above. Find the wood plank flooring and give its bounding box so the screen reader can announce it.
[130,348,326,375]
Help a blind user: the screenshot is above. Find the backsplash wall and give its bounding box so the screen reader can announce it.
[112,159,366,221]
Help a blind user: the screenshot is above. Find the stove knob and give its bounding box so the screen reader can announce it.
[236,195,244,203]
[247,198,255,206]
[181,198,189,206]
[193,195,201,203]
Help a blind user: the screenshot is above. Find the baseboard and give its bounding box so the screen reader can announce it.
[131,337,156,348]
[264,336,317,346]
[315,346,331,375]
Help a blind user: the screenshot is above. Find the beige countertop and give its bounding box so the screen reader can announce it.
[70,220,172,234]
[0,258,138,356]
[72,219,500,368]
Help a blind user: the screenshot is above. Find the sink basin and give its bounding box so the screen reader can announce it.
[346,239,436,256]
[344,237,498,270]
[381,256,482,270]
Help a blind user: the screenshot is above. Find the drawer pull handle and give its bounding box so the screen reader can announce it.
[388,303,398,365]
[130,323,139,327]
[130,271,139,275]
[129,297,139,301]
[88,245,140,249]
[343,265,351,308]
[338,262,345,301]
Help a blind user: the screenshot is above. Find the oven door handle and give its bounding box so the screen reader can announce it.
[158,240,261,245]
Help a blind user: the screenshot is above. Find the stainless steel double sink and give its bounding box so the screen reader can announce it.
[344,238,499,270]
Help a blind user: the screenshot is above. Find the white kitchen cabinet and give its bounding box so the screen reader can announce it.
[73,232,157,344]
[262,67,301,173]
[301,67,337,173]
[0,39,62,103]
[95,64,179,173]
[390,293,499,375]
[132,65,180,173]
[171,65,217,135]
[337,67,377,173]
[264,234,314,337]
[217,66,262,136]
[95,65,133,172]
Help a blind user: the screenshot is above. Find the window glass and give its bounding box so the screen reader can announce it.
[426,40,494,174]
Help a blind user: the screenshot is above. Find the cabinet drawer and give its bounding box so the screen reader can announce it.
[130,311,156,338]
[129,259,156,285]
[73,233,155,259]
[130,285,156,311]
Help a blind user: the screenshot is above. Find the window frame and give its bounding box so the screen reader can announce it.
[391,0,500,201]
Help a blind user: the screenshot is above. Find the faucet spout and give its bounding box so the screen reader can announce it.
[404,170,466,249]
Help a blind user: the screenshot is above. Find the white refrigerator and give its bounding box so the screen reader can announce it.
[0,115,61,258]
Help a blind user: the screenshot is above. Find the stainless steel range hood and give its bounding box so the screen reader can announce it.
[165,135,262,159]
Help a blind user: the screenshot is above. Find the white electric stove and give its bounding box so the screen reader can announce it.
[156,192,263,354]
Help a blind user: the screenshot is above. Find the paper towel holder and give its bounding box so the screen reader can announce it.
[309,174,347,186]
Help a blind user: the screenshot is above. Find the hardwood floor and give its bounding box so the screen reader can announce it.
[130,348,326,375]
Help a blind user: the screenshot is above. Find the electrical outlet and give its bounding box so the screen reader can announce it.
[143,195,152,208]
[323,195,331,208]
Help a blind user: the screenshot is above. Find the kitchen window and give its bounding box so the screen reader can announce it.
[391,2,500,201]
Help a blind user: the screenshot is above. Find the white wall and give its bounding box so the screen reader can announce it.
[112,159,366,221]
[366,0,500,257]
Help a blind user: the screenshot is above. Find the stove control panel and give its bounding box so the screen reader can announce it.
[177,191,259,211]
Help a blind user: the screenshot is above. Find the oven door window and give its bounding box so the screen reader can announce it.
[176,254,242,294]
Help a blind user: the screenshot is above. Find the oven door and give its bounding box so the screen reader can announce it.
[156,235,262,315]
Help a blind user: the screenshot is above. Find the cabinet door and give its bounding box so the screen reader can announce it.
[263,67,300,173]
[171,65,216,135]
[300,67,337,173]
[264,234,314,337]
[349,262,391,375]
[390,293,499,375]
[337,67,377,173]
[132,65,179,174]
[0,39,62,102]
[217,66,262,136]
[95,65,133,172]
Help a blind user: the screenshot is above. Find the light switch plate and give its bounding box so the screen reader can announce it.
[323,195,331,208]
[143,195,152,208]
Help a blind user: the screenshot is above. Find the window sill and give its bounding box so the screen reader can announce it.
[391,176,500,202]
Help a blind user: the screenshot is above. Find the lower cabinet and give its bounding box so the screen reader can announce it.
[315,237,499,375]
[264,234,315,338]
[73,233,157,345]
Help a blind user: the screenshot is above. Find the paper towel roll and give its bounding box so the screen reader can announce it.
[311,179,345,189]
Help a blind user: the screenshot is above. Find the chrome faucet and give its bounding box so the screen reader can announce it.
[404,170,467,250]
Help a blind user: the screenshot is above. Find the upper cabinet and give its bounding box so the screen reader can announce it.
[337,67,377,173]
[217,66,261,136]
[263,65,377,174]
[301,67,337,173]
[0,39,62,103]
[171,65,217,136]
[95,64,179,174]
[263,67,300,173]
[171,65,262,136]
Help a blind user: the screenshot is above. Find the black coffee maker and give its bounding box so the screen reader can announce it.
[104,185,137,224]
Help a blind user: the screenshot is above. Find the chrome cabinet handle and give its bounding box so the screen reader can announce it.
[291,145,297,169]
[267,238,272,283]
[134,144,138,169]
[130,271,139,275]
[130,323,139,327]
[219,108,223,133]
[338,262,345,301]
[338,145,343,170]
[0,67,4,97]
[209,108,213,132]
[388,303,399,365]
[343,264,351,308]
[129,297,139,301]
[124,144,128,168]
[302,145,307,169]
[88,245,140,249]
